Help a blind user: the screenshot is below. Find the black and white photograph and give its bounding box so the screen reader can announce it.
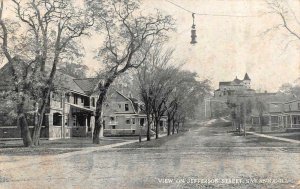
[0,0,299,188]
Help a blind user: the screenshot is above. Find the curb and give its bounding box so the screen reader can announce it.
[247,132,300,144]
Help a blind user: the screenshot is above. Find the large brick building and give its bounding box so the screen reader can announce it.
[214,73,255,97]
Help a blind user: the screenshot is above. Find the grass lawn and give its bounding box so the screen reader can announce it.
[117,131,186,149]
[0,137,129,156]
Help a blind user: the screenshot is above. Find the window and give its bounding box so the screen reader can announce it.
[112,125,116,129]
[125,104,129,111]
[65,94,70,103]
[132,118,135,124]
[140,118,145,126]
[91,97,95,107]
[60,96,63,108]
[81,97,84,103]
[53,113,62,126]
[289,104,292,111]
[74,95,78,104]
[126,118,130,124]
[298,103,300,110]
[132,130,135,134]
[118,104,121,109]
[73,115,77,126]
[110,117,115,121]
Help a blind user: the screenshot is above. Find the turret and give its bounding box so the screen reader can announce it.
[243,73,251,88]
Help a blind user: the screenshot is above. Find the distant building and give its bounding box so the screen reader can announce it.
[103,90,167,136]
[214,73,255,97]
[251,99,300,131]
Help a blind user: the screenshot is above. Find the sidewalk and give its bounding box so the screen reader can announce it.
[0,133,168,157]
[61,133,167,155]
[247,132,300,144]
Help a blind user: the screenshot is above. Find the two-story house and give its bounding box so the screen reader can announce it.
[103,90,167,136]
[47,72,99,139]
[0,64,99,139]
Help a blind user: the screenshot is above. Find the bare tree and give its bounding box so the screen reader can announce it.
[256,98,266,133]
[137,46,178,140]
[0,0,93,146]
[165,71,211,135]
[87,0,175,144]
[265,0,300,49]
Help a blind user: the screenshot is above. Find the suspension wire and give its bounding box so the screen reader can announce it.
[166,0,257,18]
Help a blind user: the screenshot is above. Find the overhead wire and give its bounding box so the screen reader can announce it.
[166,0,257,18]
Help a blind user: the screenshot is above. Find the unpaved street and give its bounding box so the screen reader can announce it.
[0,121,299,189]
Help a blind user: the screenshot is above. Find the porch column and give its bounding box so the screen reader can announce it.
[62,93,65,139]
[269,115,271,127]
[85,116,88,136]
[290,115,293,128]
[90,115,95,138]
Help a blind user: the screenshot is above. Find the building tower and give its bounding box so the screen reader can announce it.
[243,73,251,88]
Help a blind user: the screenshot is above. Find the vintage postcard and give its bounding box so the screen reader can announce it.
[0,0,299,188]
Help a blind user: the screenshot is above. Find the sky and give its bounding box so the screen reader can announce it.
[82,0,300,92]
[1,0,300,92]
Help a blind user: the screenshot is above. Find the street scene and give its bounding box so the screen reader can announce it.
[1,119,299,188]
[0,0,300,188]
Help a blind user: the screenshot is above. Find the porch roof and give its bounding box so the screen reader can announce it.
[70,104,94,112]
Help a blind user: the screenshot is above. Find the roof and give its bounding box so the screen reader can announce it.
[130,98,139,113]
[54,71,86,95]
[73,78,99,94]
[115,90,139,113]
[219,82,231,86]
[244,73,251,80]
[233,76,243,84]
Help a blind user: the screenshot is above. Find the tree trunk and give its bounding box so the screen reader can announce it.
[155,119,159,139]
[93,91,106,144]
[17,99,32,147]
[146,114,151,141]
[172,119,175,135]
[260,115,263,134]
[19,116,32,147]
[167,118,171,136]
[32,90,50,146]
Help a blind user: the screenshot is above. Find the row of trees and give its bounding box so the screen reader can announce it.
[227,96,266,134]
[136,46,211,140]
[0,0,175,146]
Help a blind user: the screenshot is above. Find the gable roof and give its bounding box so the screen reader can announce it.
[73,78,99,95]
[115,90,140,113]
[0,63,12,86]
[54,71,86,95]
